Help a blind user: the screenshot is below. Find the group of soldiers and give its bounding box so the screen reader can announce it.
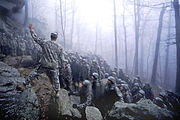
[19,24,180,115]
[0,28,41,59]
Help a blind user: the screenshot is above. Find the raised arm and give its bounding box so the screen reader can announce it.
[29,24,44,46]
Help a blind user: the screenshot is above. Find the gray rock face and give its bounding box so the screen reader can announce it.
[85,106,103,120]
[0,0,25,12]
[0,62,39,120]
[48,89,82,119]
[3,55,37,67]
[107,99,173,120]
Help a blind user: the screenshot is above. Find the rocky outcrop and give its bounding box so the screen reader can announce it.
[18,67,82,120]
[106,99,173,120]
[85,106,103,120]
[0,62,39,120]
[3,55,37,67]
[48,89,82,119]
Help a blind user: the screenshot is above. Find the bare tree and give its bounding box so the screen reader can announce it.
[151,4,166,85]
[173,0,180,93]
[24,0,28,26]
[134,0,140,75]
[95,24,98,54]
[59,0,66,49]
[55,0,58,31]
[113,0,118,68]
[70,0,75,49]
[164,7,172,88]
[122,1,128,73]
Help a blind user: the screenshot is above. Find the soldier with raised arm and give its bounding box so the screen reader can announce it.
[18,24,64,97]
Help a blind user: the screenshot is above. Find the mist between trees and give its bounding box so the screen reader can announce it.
[22,0,179,93]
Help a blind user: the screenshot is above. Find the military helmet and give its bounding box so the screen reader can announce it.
[134,83,139,87]
[154,97,163,103]
[108,76,115,84]
[159,92,167,98]
[112,72,116,76]
[134,77,139,81]
[92,60,97,63]
[139,89,145,96]
[116,79,122,84]
[71,56,76,60]
[92,73,99,79]
[83,80,90,87]
[105,73,109,78]
[122,84,129,90]
[63,59,68,63]
[82,59,87,63]
[121,80,127,84]
[51,32,58,39]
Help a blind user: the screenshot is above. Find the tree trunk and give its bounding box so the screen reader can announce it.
[70,0,75,49]
[59,0,66,49]
[151,5,166,85]
[55,0,58,31]
[122,3,128,73]
[134,0,140,75]
[164,9,172,88]
[24,0,28,26]
[173,0,180,93]
[95,24,98,54]
[113,0,118,68]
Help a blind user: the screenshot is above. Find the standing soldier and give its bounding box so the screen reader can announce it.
[18,24,64,97]
[70,56,80,91]
[90,60,101,79]
[90,73,101,99]
[62,59,72,91]
[79,59,90,82]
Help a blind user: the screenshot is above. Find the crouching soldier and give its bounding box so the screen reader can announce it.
[143,83,154,100]
[119,84,132,103]
[69,80,93,109]
[17,24,64,98]
[153,97,167,109]
[132,89,145,103]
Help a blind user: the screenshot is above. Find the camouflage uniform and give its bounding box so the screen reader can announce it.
[26,29,64,93]
[70,80,93,109]
[90,61,101,79]
[153,97,167,109]
[70,57,80,91]
[91,73,101,99]
[142,83,154,100]
[79,59,90,82]
[132,89,145,103]
[62,60,72,91]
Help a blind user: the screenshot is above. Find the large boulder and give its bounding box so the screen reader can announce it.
[0,62,39,120]
[85,106,103,120]
[19,68,82,120]
[106,99,173,120]
[48,89,82,120]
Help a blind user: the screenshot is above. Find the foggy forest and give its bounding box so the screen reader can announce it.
[0,0,180,120]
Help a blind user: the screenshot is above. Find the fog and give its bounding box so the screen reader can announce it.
[25,0,177,90]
